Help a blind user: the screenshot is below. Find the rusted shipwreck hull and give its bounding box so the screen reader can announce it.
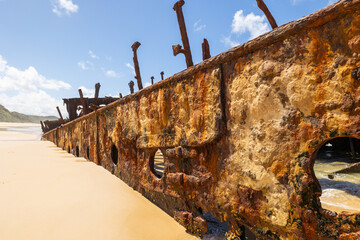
[43,1,360,239]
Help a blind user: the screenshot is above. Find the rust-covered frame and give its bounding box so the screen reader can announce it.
[43,1,360,239]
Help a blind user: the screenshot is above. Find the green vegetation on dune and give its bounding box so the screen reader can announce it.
[0,104,57,123]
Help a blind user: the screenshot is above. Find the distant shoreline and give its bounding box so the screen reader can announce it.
[0,104,57,123]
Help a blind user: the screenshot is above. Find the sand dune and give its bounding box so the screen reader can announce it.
[0,123,197,240]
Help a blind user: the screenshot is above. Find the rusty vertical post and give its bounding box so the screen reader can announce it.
[56,106,64,122]
[129,81,135,94]
[40,121,46,133]
[131,41,143,90]
[119,93,123,98]
[256,0,278,29]
[78,89,89,114]
[202,38,211,60]
[160,71,164,80]
[172,0,193,68]
[151,76,154,85]
[94,83,101,99]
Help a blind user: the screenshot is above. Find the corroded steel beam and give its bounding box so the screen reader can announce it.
[40,121,46,132]
[129,80,135,94]
[256,0,278,29]
[202,38,211,61]
[173,0,193,68]
[42,1,360,239]
[132,41,143,90]
[94,83,101,99]
[78,89,89,115]
[56,106,64,122]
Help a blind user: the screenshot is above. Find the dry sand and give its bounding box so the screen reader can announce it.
[0,123,197,240]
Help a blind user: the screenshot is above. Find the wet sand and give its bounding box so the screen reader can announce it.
[0,123,197,240]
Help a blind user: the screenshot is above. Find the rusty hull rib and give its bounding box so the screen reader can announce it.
[43,0,360,239]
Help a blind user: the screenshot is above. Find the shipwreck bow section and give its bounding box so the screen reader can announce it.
[43,0,360,239]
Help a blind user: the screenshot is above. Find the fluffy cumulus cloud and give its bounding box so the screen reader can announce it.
[223,10,270,48]
[78,86,95,98]
[231,10,270,39]
[52,0,79,16]
[0,55,71,116]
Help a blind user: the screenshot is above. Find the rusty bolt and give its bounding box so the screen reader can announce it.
[151,76,154,85]
[160,71,164,80]
[129,80,135,94]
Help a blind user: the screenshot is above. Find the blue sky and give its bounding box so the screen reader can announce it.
[0,0,337,116]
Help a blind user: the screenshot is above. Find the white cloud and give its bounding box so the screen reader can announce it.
[126,63,135,75]
[105,70,120,78]
[194,19,206,32]
[222,36,240,48]
[78,86,95,98]
[0,55,71,116]
[77,60,93,70]
[0,91,65,117]
[77,61,88,70]
[144,82,151,88]
[88,50,98,59]
[223,10,270,48]
[52,0,79,16]
[328,0,337,5]
[231,10,270,39]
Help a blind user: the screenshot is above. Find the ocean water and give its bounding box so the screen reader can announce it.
[314,150,360,213]
[0,123,42,141]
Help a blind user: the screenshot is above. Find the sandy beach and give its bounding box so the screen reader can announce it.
[0,123,197,240]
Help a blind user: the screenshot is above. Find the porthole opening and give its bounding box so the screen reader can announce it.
[150,149,165,178]
[86,147,90,160]
[111,144,118,165]
[75,146,80,157]
[314,137,360,213]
